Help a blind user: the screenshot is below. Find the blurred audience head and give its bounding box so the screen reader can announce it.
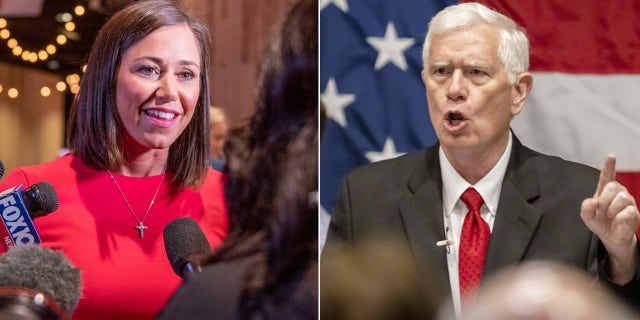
[209,106,229,159]
[321,234,440,320]
[222,0,317,247]
[457,261,638,320]
[202,0,318,314]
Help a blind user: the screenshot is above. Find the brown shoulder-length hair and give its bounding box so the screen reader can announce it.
[66,0,212,191]
[202,0,318,316]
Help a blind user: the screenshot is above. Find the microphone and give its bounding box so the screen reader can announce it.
[0,160,5,180]
[0,244,82,319]
[437,226,454,254]
[0,182,59,253]
[163,217,211,278]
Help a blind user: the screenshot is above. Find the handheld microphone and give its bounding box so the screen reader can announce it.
[163,217,211,278]
[0,245,82,319]
[0,160,5,180]
[0,182,59,253]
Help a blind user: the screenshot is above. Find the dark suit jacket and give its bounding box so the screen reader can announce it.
[325,135,639,309]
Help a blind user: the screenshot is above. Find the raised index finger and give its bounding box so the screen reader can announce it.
[594,154,616,197]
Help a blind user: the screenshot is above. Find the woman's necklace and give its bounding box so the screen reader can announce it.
[106,169,166,238]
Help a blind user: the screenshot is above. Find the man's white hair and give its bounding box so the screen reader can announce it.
[422,2,529,84]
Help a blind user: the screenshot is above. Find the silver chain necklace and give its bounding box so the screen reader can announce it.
[106,169,166,238]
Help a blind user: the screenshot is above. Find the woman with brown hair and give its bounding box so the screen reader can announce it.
[0,1,228,319]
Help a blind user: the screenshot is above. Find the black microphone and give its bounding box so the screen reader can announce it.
[21,182,59,218]
[163,217,211,278]
[0,245,82,319]
[0,160,5,180]
[0,182,59,253]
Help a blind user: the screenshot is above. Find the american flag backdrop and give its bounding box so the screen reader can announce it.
[319,0,640,249]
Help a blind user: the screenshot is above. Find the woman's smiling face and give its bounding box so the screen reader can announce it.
[116,23,201,151]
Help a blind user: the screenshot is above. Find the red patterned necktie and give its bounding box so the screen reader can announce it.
[458,187,489,304]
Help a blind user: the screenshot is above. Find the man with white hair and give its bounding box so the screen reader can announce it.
[324,2,639,317]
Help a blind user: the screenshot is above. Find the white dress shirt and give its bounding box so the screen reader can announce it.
[440,132,512,317]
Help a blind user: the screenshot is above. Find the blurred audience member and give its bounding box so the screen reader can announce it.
[157,0,318,318]
[321,234,442,320]
[209,106,229,171]
[455,261,639,320]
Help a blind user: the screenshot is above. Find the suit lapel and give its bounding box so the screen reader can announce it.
[395,137,544,293]
[398,146,451,296]
[484,136,543,276]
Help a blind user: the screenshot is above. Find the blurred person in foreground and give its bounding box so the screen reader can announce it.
[209,106,229,171]
[455,261,638,320]
[0,1,228,319]
[158,0,318,318]
[321,234,440,320]
[324,2,639,318]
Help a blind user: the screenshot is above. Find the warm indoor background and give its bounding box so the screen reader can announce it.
[0,0,297,172]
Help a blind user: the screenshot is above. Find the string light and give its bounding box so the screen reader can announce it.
[66,74,80,85]
[56,35,67,45]
[0,3,88,98]
[0,76,77,99]
[40,87,51,97]
[59,13,73,23]
[70,84,80,94]
[7,88,18,99]
[46,44,56,54]
[64,22,76,32]
[55,81,66,92]
[74,6,85,16]
[0,2,86,65]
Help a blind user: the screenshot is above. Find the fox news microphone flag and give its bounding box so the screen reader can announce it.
[320,0,640,249]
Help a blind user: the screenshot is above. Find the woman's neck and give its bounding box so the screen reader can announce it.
[118,149,169,177]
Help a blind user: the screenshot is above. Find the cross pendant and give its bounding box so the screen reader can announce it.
[135,222,148,238]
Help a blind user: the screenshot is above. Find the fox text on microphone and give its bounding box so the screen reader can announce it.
[0,182,59,253]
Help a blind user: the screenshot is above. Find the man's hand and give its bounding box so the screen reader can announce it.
[581,154,640,284]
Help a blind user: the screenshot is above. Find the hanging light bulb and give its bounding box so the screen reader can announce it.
[65,22,76,32]
[46,44,56,54]
[40,87,51,97]
[56,34,67,45]
[8,88,19,99]
[0,29,10,39]
[74,6,85,16]
[56,81,67,92]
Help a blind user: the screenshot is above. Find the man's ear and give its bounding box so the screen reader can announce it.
[511,72,533,116]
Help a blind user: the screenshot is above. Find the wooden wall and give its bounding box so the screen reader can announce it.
[186,0,299,127]
[0,61,64,173]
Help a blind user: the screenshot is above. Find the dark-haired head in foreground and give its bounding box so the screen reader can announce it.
[158,0,318,319]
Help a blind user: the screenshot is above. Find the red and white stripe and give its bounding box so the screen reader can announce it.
[473,0,640,207]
